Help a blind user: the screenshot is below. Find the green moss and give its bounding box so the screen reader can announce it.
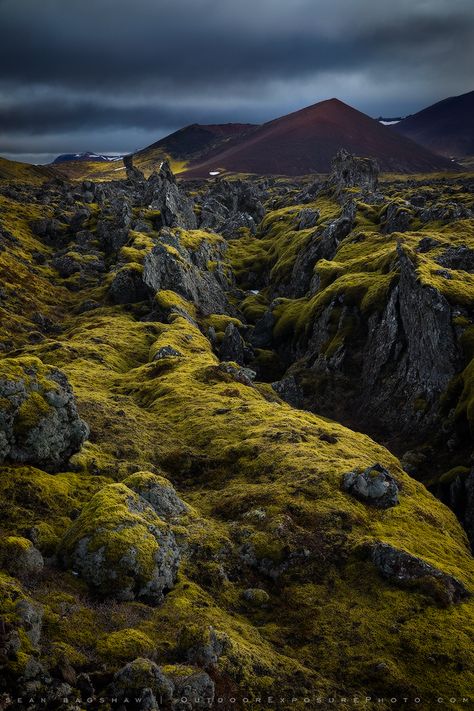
[439,466,470,485]
[96,628,155,663]
[14,391,51,435]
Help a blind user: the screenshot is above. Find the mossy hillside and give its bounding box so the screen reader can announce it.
[0,465,108,553]
[0,196,72,348]
[3,294,472,702]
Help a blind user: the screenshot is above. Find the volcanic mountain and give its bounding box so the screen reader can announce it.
[392,90,474,159]
[179,98,455,176]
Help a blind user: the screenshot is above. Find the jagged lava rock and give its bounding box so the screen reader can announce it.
[328,148,380,193]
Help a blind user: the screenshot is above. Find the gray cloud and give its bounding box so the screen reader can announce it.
[0,0,472,162]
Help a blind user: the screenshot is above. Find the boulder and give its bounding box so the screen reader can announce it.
[110,658,174,705]
[243,588,270,606]
[0,536,44,579]
[0,357,89,470]
[370,542,469,605]
[59,483,180,603]
[342,464,399,508]
[172,670,215,709]
[15,599,43,648]
[123,471,187,521]
[177,625,228,668]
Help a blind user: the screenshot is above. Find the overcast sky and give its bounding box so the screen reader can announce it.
[0,0,473,164]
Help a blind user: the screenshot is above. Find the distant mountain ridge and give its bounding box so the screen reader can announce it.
[393,90,474,159]
[53,152,123,164]
[177,98,455,176]
[44,95,466,179]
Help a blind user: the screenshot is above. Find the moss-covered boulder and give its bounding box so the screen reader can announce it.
[58,483,180,603]
[123,471,187,521]
[0,536,44,579]
[0,356,88,471]
[109,657,174,705]
[0,572,43,666]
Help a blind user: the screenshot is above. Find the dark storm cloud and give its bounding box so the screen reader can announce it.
[0,0,473,161]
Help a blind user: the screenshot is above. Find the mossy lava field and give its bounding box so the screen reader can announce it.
[0,153,473,711]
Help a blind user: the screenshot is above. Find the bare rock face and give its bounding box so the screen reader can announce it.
[294,207,320,230]
[285,244,462,441]
[360,245,461,434]
[146,160,197,230]
[328,148,379,194]
[219,323,246,365]
[342,464,399,508]
[283,200,356,297]
[143,233,231,316]
[109,264,151,304]
[199,178,266,237]
[59,483,181,603]
[370,542,469,605]
[381,201,413,233]
[0,357,89,471]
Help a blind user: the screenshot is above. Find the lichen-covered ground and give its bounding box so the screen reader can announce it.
[0,160,473,710]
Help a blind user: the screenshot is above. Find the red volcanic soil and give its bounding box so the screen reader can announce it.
[182,98,456,176]
[392,90,474,159]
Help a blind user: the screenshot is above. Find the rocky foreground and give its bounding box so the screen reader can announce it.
[0,153,473,710]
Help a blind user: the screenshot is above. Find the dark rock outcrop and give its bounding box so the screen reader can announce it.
[199,179,265,237]
[146,161,197,229]
[143,236,231,316]
[381,201,413,233]
[370,542,469,605]
[328,148,379,194]
[109,265,151,304]
[219,323,246,365]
